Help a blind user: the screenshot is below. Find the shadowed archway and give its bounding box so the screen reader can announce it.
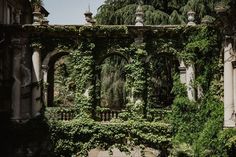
[42,51,70,107]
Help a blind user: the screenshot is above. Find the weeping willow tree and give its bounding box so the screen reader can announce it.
[96,0,230,25]
[100,55,127,110]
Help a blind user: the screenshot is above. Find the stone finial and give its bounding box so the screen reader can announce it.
[135,5,144,26]
[84,5,94,26]
[33,11,43,25]
[187,10,196,26]
[42,14,49,25]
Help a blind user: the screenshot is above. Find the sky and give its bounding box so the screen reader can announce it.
[43,0,105,25]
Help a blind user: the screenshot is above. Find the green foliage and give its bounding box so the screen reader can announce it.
[100,55,127,110]
[48,119,171,156]
[40,25,235,156]
[31,0,43,6]
[96,0,225,25]
[168,25,235,156]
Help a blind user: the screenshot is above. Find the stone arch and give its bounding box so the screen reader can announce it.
[42,50,70,107]
[97,52,129,66]
[147,52,179,108]
[97,53,128,111]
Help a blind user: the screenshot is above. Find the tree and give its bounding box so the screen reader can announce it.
[100,55,127,110]
[95,0,229,25]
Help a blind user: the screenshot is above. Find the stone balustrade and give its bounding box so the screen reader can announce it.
[45,107,76,121]
[96,110,121,122]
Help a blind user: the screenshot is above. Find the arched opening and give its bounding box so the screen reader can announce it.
[98,54,128,120]
[42,51,69,107]
[148,54,179,108]
[53,56,75,107]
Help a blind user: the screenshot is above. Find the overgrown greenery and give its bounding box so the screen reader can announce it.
[96,0,230,25]
[43,24,236,156]
[49,119,171,156]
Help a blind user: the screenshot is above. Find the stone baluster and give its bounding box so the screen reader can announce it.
[31,43,42,117]
[105,112,108,121]
[11,38,22,121]
[111,111,114,119]
[224,36,235,127]
[102,112,105,122]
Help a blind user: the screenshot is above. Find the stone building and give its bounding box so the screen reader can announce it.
[0,0,236,156]
[0,0,31,120]
[0,0,49,121]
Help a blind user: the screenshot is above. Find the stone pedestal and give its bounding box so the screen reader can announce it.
[224,42,235,127]
[31,45,42,116]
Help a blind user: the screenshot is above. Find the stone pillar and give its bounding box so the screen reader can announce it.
[42,65,48,106]
[20,38,32,120]
[11,38,22,120]
[186,64,196,101]
[179,59,186,84]
[232,61,236,124]
[224,40,235,127]
[31,43,42,117]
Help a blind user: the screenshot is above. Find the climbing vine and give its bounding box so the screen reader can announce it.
[24,25,236,156]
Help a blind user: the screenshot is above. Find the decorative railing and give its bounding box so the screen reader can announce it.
[96,110,121,122]
[45,107,170,122]
[45,107,76,121]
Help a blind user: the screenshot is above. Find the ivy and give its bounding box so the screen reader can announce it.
[17,25,236,156]
[48,119,172,157]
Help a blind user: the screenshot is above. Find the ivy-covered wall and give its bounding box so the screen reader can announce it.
[4,25,236,157]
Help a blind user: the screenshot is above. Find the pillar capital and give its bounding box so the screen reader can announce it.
[42,65,49,71]
[31,42,43,50]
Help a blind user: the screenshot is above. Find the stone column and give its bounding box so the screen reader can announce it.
[232,61,236,124]
[186,64,196,101]
[179,59,186,84]
[224,40,235,127]
[11,38,22,120]
[31,43,42,117]
[42,65,48,106]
